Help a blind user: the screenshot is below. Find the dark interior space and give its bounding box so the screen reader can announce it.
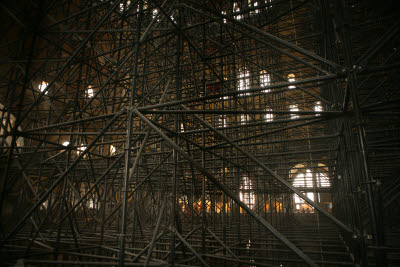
[0,0,399,266]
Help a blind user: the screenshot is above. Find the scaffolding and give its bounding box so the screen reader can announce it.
[0,0,399,266]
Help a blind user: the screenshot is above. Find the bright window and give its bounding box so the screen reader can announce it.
[252,1,260,14]
[86,86,94,98]
[110,145,116,155]
[314,101,322,116]
[260,70,271,93]
[62,141,70,147]
[233,2,243,20]
[239,176,255,209]
[152,9,159,21]
[170,13,176,23]
[290,104,299,119]
[241,114,250,125]
[238,70,250,95]
[136,0,147,12]
[219,116,227,127]
[292,167,331,213]
[77,144,86,156]
[221,11,227,23]
[288,73,295,89]
[38,81,48,95]
[264,108,273,122]
[119,0,131,11]
[87,198,95,209]
[317,172,331,187]
[41,200,49,210]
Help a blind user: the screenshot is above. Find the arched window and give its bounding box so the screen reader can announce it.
[291,164,331,213]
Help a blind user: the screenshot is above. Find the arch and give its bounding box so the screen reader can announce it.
[291,163,331,213]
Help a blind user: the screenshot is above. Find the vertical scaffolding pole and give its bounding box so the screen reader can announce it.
[118,1,143,265]
[336,0,386,265]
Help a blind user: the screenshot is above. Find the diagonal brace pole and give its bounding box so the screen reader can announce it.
[184,105,354,235]
[132,109,318,267]
[0,108,125,247]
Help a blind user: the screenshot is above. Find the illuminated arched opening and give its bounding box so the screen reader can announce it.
[291,163,332,213]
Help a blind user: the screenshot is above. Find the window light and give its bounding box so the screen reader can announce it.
[86,86,94,98]
[233,2,243,20]
[305,169,313,187]
[241,114,250,125]
[119,0,131,11]
[260,70,271,92]
[314,101,322,116]
[221,78,229,99]
[238,70,250,96]
[254,1,260,13]
[288,73,295,89]
[39,81,48,95]
[77,144,86,156]
[110,145,116,155]
[292,166,330,212]
[136,0,147,13]
[293,173,305,187]
[239,176,255,209]
[219,116,227,127]
[152,9,160,21]
[62,141,70,147]
[250,1,260,14]
[317,173,331,187]
[221,11,227,23]
[290,104,299,119]
[264,108,273,122]
[41,200,48,210]
[88,199,95,209]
